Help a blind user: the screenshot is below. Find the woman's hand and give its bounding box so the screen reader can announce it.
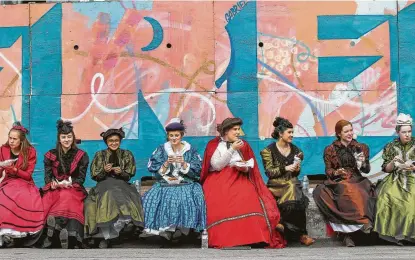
[51,181,58,190]
[285,164,297,172]
[333,168,349,179]
[334,168,345,176]
[356,154,365,163]
[176,155,186,166]
[231,139,244,150]
[3,166,16,175]
[63,183,73,189]
[167,156,175,164]
[104,163,113,173]
[113,167,122,175]
[338,168,351,180]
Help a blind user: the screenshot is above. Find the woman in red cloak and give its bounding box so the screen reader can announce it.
[200,118,286,248]
[0,122,44,248]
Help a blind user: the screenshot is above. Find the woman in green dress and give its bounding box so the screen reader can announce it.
[374,113,415,245]
[260,117,314,246]
[84,128,144,248]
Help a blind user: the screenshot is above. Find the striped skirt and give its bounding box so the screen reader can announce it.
[0,178,44,247]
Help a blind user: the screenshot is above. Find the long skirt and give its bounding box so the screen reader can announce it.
[41,187,86,244]
[203,167,285,248]
[142,182,206,238]
[374,172,415,243]
[268,178,309,240]
[84,177,144,240]
[313,176,376,227]
[0,178,44,247]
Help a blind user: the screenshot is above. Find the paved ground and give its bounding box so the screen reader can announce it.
[0,246,414,260]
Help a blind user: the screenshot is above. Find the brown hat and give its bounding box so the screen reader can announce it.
[217,117,243,136]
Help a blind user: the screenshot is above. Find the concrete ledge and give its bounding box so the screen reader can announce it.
[305,192,329,239]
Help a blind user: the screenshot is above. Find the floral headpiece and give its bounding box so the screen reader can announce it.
[11,122,29,134]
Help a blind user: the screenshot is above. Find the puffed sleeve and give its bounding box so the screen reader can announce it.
[15,148,37,181]
[147,145,168,175]
[73,152,89,185]
[90,151,106,182]
[181,147,202,179]
[260,148,285,178]
[118,150,136,181]
[324,145,337,179]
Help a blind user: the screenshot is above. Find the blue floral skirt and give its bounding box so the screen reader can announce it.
[142,182,206,236]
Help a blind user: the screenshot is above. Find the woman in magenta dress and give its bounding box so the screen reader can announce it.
[0,122,44,248]
[41,120,89,249]
[200,118,286,249]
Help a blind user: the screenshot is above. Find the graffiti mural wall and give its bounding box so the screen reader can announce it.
[1,0,414,186]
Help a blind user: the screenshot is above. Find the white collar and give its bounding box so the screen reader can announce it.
[163,141,191,156]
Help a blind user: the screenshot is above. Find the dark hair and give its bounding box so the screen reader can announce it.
[8,122,33,170]
[56,120,77,173]
[271,117,293,139]
[335,120,352,140]
[217,118,243,136]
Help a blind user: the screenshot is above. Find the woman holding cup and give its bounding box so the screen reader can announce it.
[313,120,375,247]
[143,118,206,241]
[260,117,314,246]
[374,113,415,245]
[200,118,285,248]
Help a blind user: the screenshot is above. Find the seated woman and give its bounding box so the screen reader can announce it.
[84,128,144,248]
[201,117,285,249]
[260,117,314,246]
[41,120,89,249]
[313,120,375,247]
[143,118,206,241]
[0,122,43,248]
[374,113,415,245]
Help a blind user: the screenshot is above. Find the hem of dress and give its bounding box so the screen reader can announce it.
[48,216,85,243]
[85,215,144,239]
[329,222,363,233]
[0,228,42,247]
[279,197,310,212]
[143,225,204,236]
[378,233,415,244]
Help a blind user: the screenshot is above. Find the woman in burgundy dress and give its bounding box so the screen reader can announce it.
[0,122,44,248]
[313,120,376,247]
[201,117,286,249]
[41,120,89,249]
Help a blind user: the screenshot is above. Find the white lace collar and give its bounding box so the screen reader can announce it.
[163,141,191,156]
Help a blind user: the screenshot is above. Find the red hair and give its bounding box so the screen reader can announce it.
[335,120,352,139]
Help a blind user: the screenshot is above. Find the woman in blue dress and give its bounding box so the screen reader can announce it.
[143,118,206,240]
